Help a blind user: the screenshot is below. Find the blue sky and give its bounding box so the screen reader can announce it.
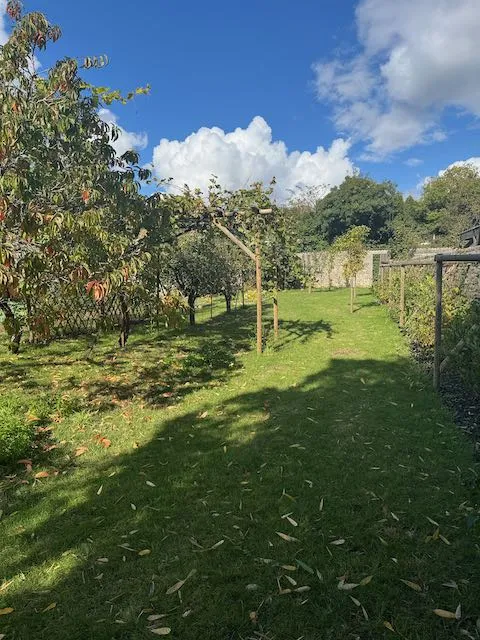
[3,0,480,199]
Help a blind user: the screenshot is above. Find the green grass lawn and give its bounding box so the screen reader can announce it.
[0,289,479,640]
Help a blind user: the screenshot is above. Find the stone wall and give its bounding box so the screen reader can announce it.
[298,250,389,288]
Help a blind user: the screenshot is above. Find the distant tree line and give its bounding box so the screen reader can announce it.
[287,165,480,256]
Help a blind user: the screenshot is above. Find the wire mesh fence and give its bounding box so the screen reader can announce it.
[375,257,480,394]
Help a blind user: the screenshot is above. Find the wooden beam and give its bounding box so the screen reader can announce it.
[212,220,256,261]
[387,259,434,267]
[434,253,480,262]
[255,244,262,355]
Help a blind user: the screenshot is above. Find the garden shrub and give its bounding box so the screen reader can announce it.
[0,396,35,464]
[375,262,480,392]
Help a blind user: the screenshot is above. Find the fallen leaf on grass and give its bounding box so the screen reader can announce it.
[18,459,32,472]
[209,539,224,550]
[0,580,13,593]
[350,596,361,606]
[360,575,373,586]
[442,580,458,590]
[296,560,314,574]
[0,608,13,615]
[166,569,196,595]
[383,621,395,632]
[150,629,171,636]
[400,579,422,592]
[75,446,88,457]
[147,614,167,622]
[330,538,345,545]
[138,549,151,556]
[433,609,457,619]
[42,603,56,612]
[97,485,103,495]
[146,481,156,487]
[276,532,299,543]
[337,579,359,591]
[34,471,49,479]
[94,435,111,448]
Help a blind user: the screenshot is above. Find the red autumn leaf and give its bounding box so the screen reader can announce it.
[81,189,90,203]
[86,280,106,302]
[94,435,111,448]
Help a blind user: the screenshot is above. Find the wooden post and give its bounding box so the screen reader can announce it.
[255,243,262,354]
[433,259,443,390]
[388,266,392,306]
[273,288,279,338]
[212,212,271,356]
[380,265,384,284]
[399,266,405,327]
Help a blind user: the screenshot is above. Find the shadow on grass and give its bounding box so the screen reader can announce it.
[1,357,479,640]
[0,306,333,416]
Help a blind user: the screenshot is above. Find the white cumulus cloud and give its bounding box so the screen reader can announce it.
[150,116,355,202]
[439,157,480,176]
[404,158,423,168]
[1,0,9,45]
[313,0,480,158]
[98,108,148,157]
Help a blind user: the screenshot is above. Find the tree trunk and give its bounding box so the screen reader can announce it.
[225,294,232,313]
[241,281,245,308]
[188,292,196,325]
[350,281,354,313]
[155,270,161,330]
[25,297,34,343]
[273,290,279,338]
[0,299,22,353]
[118,293,130,348]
